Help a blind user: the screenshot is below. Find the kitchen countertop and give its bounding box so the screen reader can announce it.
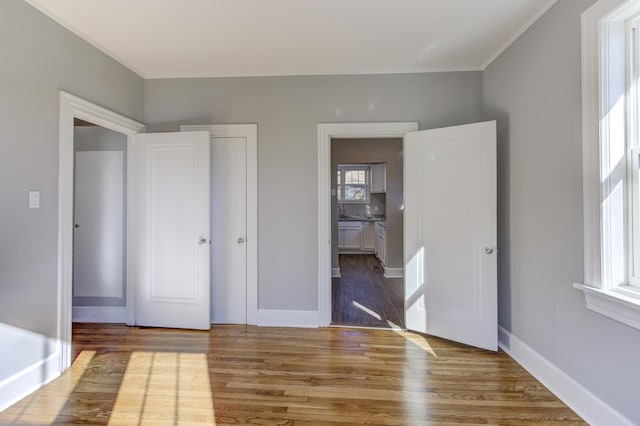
[338,217,385,223]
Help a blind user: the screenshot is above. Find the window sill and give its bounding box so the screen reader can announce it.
[573,283,640,331]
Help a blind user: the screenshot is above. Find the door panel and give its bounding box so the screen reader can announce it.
[404,121,497,351]
[133,131,210,330]
[211,136,247,324]
[73,151,124,298]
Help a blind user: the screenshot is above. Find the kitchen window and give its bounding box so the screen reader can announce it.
[576,0,640,330]
[337,165,369,203]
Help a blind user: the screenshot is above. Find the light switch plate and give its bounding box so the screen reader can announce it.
[28,190,40,208]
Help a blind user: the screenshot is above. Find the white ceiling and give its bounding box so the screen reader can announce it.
[25,0,557,79]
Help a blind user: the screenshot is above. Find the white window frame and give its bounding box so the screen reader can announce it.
[576,0,640,331]
[336,164,370,203]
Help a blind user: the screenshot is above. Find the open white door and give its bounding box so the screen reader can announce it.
[404,121,497,351]
[132,131,211,330]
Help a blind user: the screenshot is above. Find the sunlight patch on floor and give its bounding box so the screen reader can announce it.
[391,329,438,358]
[1,349,96,424]
[352,300,382,320]
[108,352,216,425]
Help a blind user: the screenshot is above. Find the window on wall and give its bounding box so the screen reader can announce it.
[578,0,640,330]
[337,165,369,203]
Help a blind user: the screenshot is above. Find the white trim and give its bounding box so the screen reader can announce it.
[71,306,127,323]
[383,267,404,278]
[125,135,137,326]
[482,0,559,70]
[498,326,633,426]
[138,67,482,80]
[581,0,606,289]
[331,267,341,278]
[0,352,61,413]
[181,124,259,325]
[317,122,418,327]
[255,309,319,328]
[59,91,145,372]
[574,283,640,330]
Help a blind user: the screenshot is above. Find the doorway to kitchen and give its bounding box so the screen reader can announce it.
[331,138,405,328]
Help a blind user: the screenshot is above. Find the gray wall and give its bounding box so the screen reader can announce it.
[331,138,403,269]
[73,126,127,308]
[483,0,640,423]
[144,72,484,311]
[0,0,143,381]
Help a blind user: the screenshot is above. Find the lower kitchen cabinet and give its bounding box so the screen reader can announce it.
[338,220,376,252]
[361,222,375,251]
[375,221,386,265]
[338,221,362,249]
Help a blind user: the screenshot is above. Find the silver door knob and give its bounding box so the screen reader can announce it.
[199,238,208,245]
[237,237,246,244]
[484,246,494,254]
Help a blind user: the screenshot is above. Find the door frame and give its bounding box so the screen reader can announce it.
[317,122,419,326]
[58,91,145,371]
[180,124,259,325]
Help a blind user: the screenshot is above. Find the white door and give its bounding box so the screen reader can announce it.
[73,151,124,298]
[133,131,211,330]
[404,121,497,351]
[210,135,247,324]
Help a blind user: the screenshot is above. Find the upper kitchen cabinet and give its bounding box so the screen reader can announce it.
[371,163,386,193]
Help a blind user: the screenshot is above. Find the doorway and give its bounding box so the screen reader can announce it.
[331,138,404,328]
[72,120,127,323]
[317,122,419,328]
[58,92,146,370]
[318,121,498,351]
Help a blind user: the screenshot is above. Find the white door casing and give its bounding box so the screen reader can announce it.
[132,131,211,330]
[181,124,258,326]
[59,92,146,372]
[404,121,497,351]
[73,151,124,298]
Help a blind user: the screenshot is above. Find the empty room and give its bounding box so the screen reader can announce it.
[1,0,639,424]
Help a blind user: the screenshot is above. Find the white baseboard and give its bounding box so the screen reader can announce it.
[72,306,126,323]
[256,309,319,328]
[331,267,341,278]
[0,352,61,412]
[384,267,404,278]
[498,326,633,426]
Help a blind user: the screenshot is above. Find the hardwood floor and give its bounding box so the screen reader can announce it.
[332,254,405,328]
[0,323,584,425]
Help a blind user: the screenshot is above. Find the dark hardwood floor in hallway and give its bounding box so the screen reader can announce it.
[332,254,405,328]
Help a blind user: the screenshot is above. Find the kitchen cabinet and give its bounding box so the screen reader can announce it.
[375,221,386,265]
[338,220,376,252]
[371,163,386,193]
[361,222,375,251]
[338,221,362,249]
